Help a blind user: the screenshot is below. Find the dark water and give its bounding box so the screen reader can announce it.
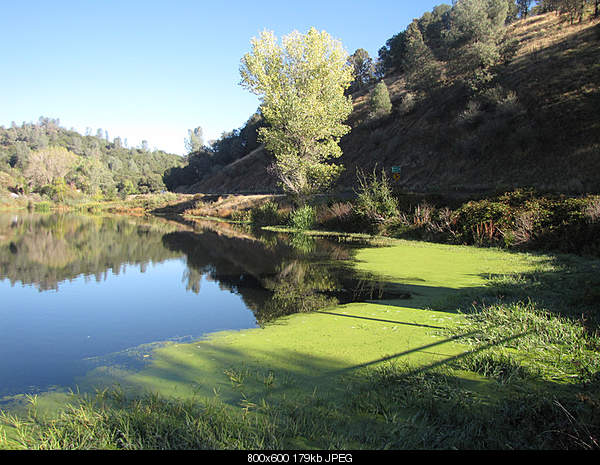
[0,213,405,398]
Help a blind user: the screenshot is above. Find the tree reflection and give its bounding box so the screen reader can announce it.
[259,259,338,324]
[163,222,410,326]
[0,213,410,321]
[0,213,181,291]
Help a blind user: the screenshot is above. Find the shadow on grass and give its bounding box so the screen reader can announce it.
[22,322,597,450]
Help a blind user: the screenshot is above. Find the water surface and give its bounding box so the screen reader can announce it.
[0,213,396,398]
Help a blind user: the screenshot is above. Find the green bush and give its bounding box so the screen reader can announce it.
[289,205,316,231]
[453,199,511,246]
[354,168,398,233]
[38,178,70,202]
[369,81,393,120]
[230,209,252,223]
[250,201,286,226]
[427,192,600,255]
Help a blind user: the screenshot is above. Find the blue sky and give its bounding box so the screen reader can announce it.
[0,1,443,155]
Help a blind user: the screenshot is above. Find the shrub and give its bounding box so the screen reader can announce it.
[453,199,511,246]
[369,81,393,120]
[289,205,316,231]
[230,209,252,223]
[585,197,600,223]
[38,177,72,202]
[399,92,417,114]
[354,168,398,233]
[33,201,52,212]
[250,201,286,226]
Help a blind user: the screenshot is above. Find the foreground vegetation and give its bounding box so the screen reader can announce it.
[180,182,600,260]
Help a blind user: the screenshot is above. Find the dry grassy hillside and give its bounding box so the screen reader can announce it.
[189,13,600,196]
[185,145,277,194]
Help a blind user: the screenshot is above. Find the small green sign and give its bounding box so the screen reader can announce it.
[391,166,401,174]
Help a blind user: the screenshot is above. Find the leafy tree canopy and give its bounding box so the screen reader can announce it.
[240,27,354,200]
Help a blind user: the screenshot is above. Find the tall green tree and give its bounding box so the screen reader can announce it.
[377,31,407,75]
[348,48,375,92]
[240,27,354,201]
[447,0,511,91]
[403,21,444,92]
[417,4,453,54]
[377,4,451,76]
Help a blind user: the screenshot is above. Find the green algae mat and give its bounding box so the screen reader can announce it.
[75,240,549,405]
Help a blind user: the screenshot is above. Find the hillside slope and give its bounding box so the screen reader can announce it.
[183,144,276,194]
[186,13,600,196]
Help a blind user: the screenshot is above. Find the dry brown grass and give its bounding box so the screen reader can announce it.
[183,194,285,219]
[586,197,600,222]
[511,10,599,54]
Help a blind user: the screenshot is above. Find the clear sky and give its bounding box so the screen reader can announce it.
[0,1,444,155]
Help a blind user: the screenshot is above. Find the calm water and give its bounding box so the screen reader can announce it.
[0,213,393,398]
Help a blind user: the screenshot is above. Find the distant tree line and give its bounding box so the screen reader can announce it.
[0,117,183,199]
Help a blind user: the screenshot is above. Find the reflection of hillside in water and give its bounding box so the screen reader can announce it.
[0,213,411,320]
[0,213,183,291]
[163,221,410,325]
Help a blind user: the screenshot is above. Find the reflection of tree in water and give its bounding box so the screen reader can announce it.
[22,229,77,268]
[182,266,204,294]
[260,259,338,323]
[163,223,409,325]
[288,233,317,255]
[0,213,182,291]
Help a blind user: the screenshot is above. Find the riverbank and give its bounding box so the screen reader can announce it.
[6,188,599,260]
[0,191,192,216]
[1,222,597,449]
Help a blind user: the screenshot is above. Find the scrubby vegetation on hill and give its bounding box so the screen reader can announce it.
[0,117,184,202]
[338,5,600,194]
[163,113,265,192]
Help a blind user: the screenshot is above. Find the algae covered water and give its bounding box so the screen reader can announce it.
[0,213,393,399]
